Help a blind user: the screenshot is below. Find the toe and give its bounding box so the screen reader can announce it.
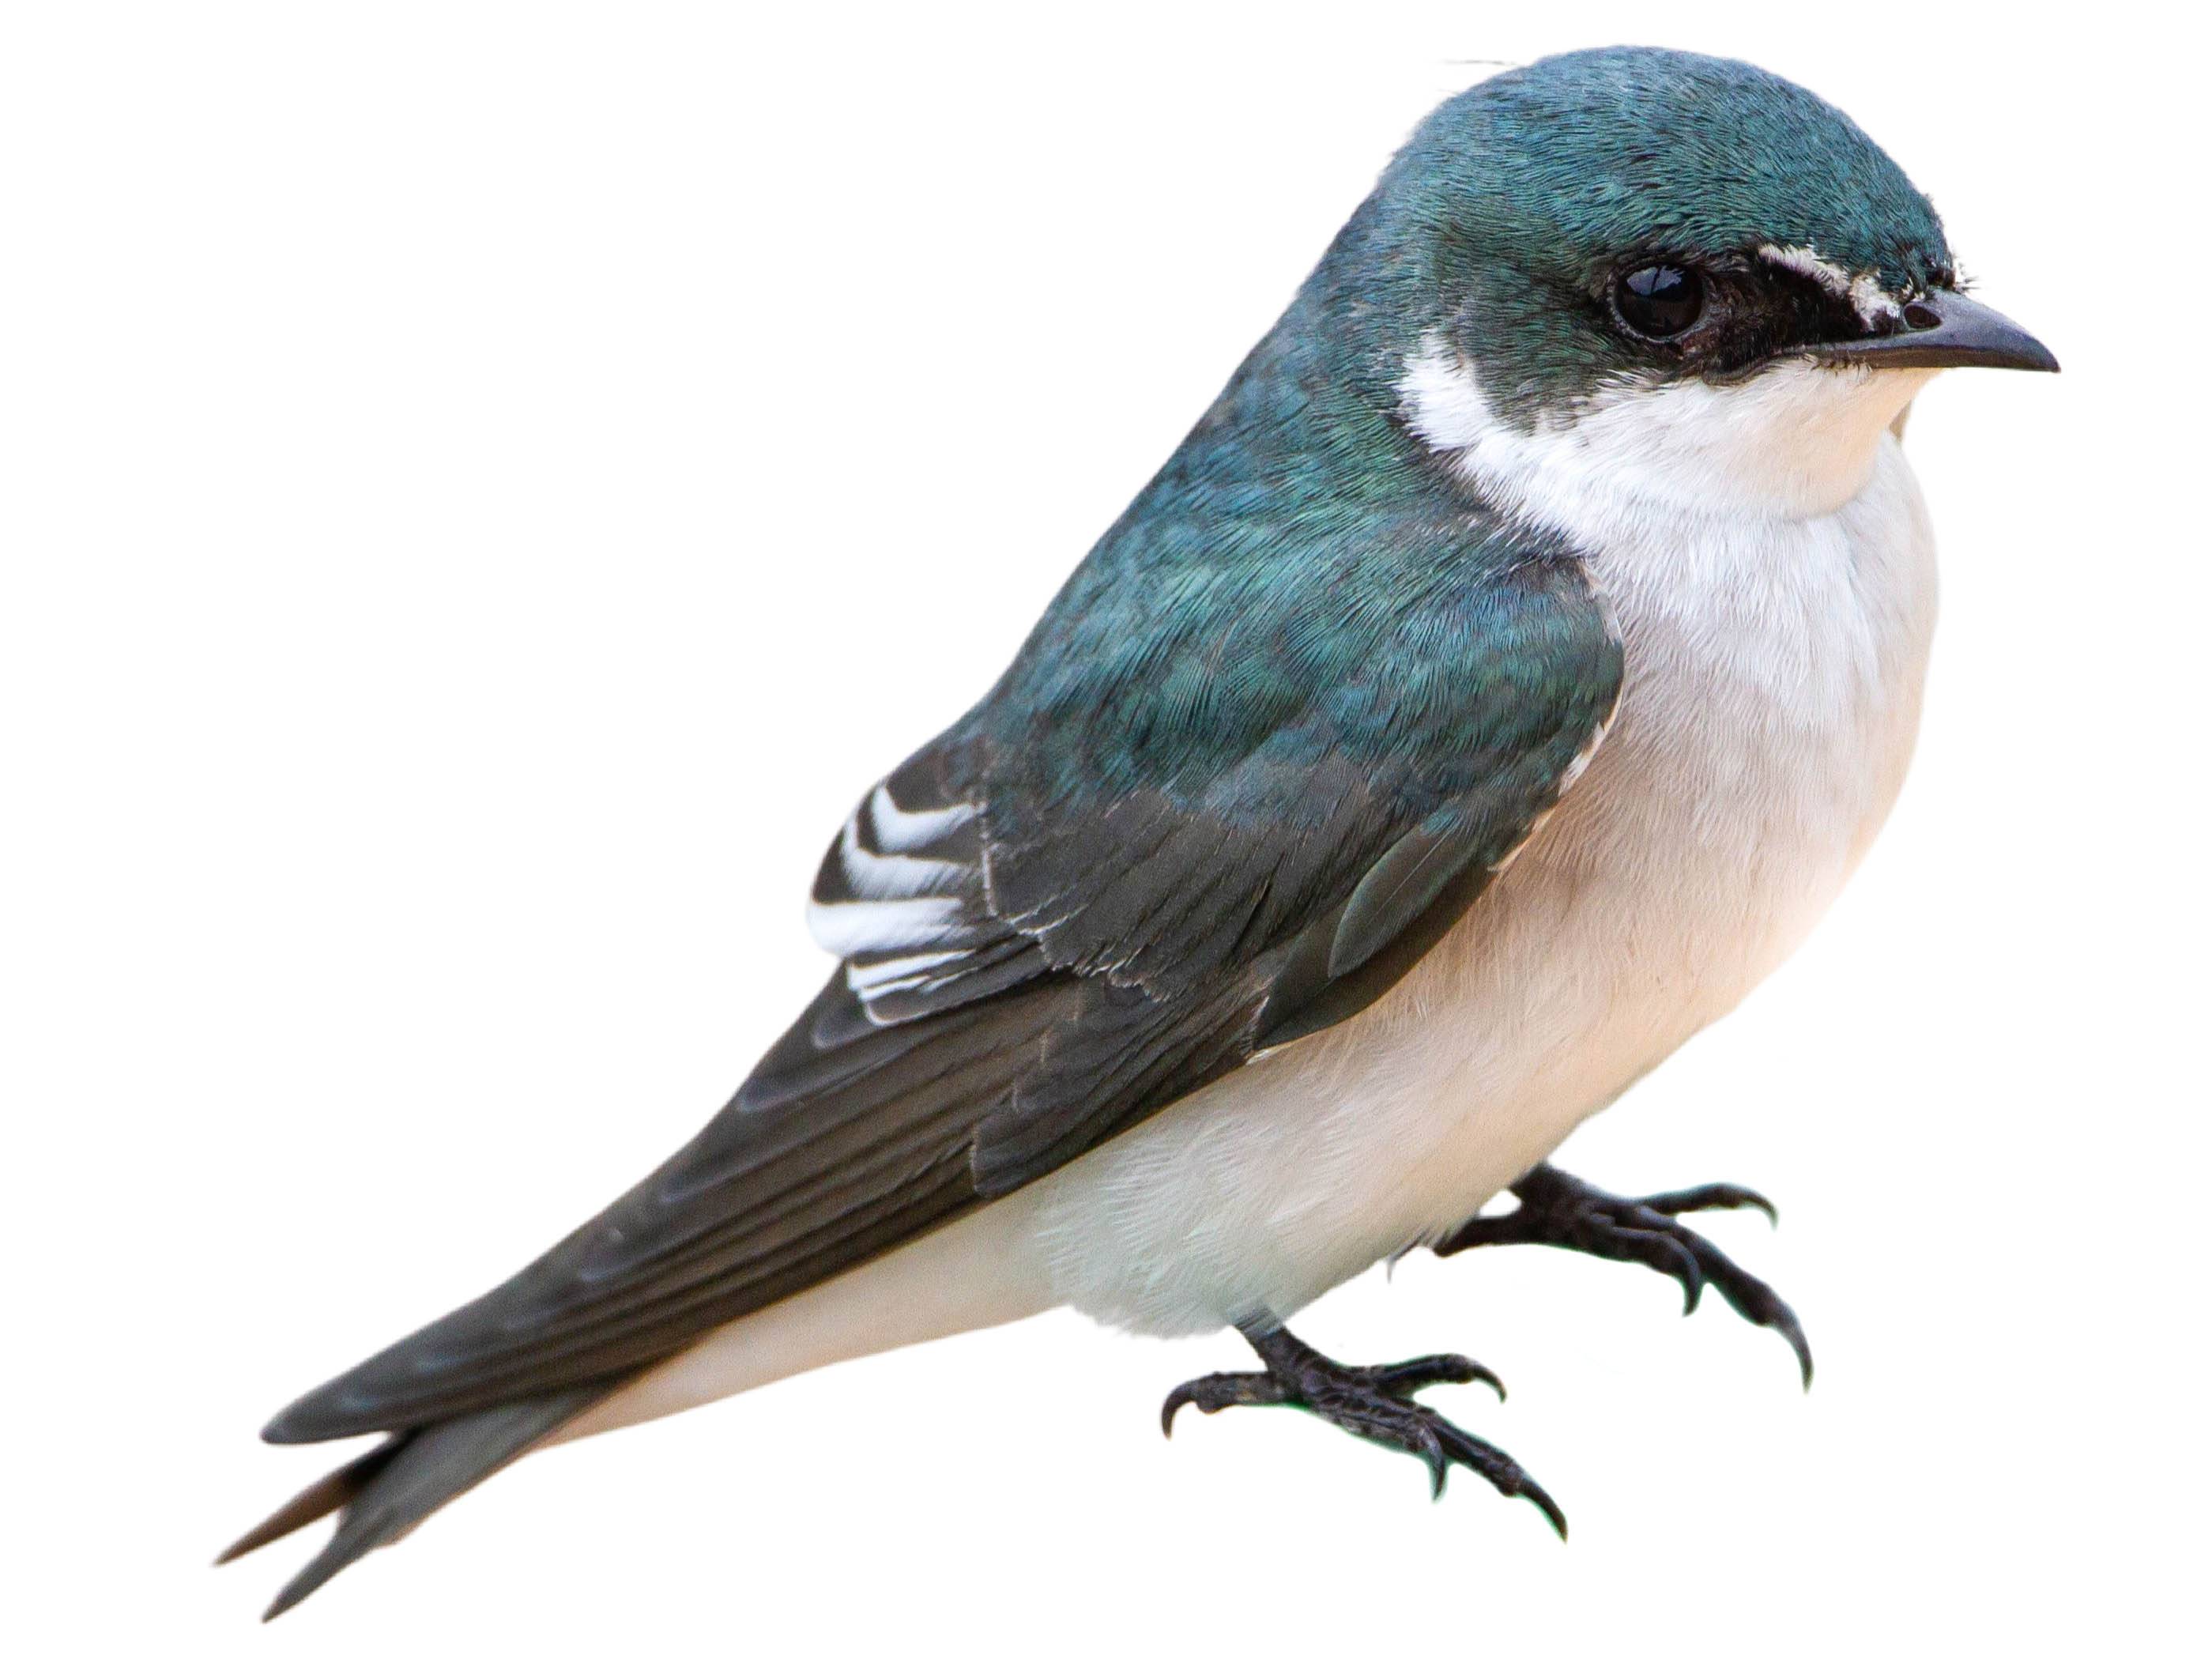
[1159,1371,1287,1435]
[1589,1213,1706,1313]
[1641,1182,1779,1226]
[1428,1417,1570,1539]
[1367,1353,1506,1401]
[1693,1252,1814,1388]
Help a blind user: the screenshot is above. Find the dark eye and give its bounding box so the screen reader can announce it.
[1615,264,1705,339]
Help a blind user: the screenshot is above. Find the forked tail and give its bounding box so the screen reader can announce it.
[219,1385,612,1620]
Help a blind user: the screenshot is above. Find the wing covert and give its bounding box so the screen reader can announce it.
[266,497,1621,1445]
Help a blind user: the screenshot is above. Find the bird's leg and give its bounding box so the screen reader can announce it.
[1434,1163,1812,1386]
[1160,1322,1566,1536]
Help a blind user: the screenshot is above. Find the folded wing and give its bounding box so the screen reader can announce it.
[264,520,1621,1445]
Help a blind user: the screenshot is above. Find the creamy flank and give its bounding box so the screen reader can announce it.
[556,341,1941,1442]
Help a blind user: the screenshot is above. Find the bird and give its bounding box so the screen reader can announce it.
[224,45,2056,1619]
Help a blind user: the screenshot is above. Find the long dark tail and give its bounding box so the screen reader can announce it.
[219,1385,612,1620]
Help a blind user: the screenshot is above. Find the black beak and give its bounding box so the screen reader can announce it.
[1815,288,2059,373]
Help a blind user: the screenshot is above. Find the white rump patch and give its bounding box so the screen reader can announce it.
[866,785,976,853]
[845,948,967,994]
[806,783,988,1009]
[806,893,968,957]
[834,812,967,901]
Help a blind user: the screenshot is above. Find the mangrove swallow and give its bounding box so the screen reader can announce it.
[225,45,2057,1617]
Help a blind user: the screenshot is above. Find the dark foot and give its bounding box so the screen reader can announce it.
[1161,1325,1566,1536]
[1434,1163,1812,1387]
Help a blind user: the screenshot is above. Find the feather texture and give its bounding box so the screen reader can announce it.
[262,333,1621,1442]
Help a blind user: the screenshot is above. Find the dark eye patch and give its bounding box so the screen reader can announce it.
[1598,254,1878,380]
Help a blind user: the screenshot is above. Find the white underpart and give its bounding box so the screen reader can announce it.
[552,1192,1055,1444]
[1400,334,1933,521]
[1758,242,1905,330]
[556,332,1942,1442]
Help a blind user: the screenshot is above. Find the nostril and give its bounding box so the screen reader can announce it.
[1901,300,1942,331]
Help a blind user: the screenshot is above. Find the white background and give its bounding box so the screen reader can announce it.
[5,3,2203,1653]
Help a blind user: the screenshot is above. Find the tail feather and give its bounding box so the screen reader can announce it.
[224,1386,612,1620]
[217,1438,406,1566]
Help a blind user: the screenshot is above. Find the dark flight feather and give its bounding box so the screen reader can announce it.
[224,40,1986,1612]
[235,248,1622,1612]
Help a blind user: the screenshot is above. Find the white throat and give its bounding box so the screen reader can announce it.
[1398,331,1935,524]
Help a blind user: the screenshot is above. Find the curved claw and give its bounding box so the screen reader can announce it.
[1642,1182,1779,1227]
[1520,1475,1571,1540]
[1776,1307,1814,1391]
[1159,1371,1286,1435]
[1166,1331,1557,1540]
[1418,1431,1452,1501]
[1442,1166,1809,1394]
[1692,1250,1814,1389]
[1428,1417,1571,1540]
[1159,1386,1193,1438]
[1370,1352,1506,1403]
[1650,1227,1705,1315]
[1591,1214,1705,1314]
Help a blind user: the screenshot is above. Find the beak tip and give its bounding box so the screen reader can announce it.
[1999,324,2062,375]
[1816,288,2057,375]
